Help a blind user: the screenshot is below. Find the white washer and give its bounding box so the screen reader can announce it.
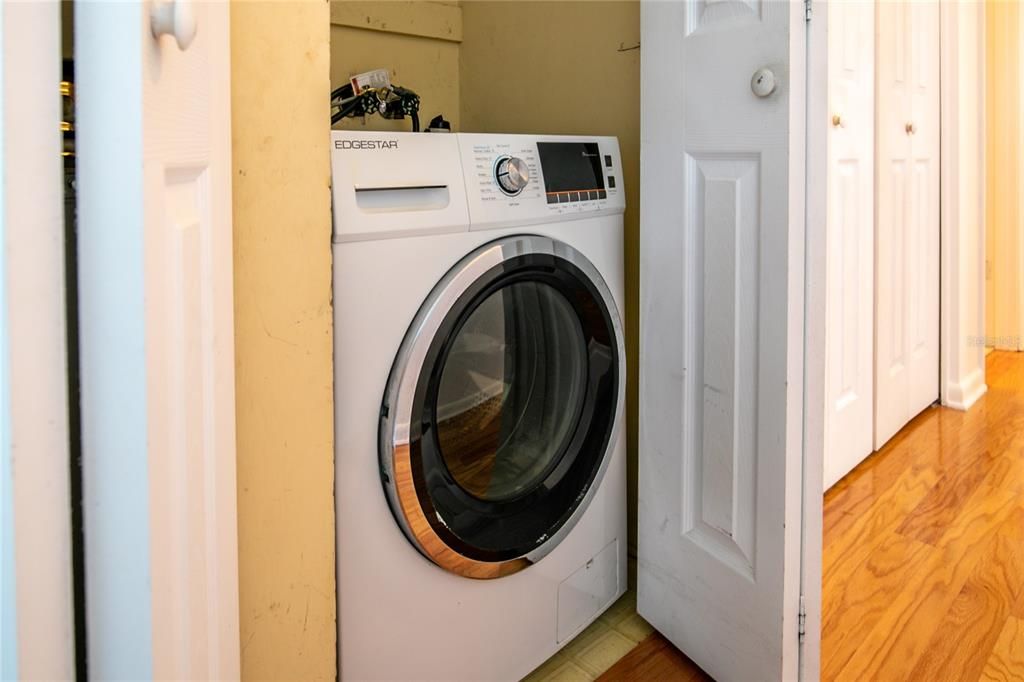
[332,131,627,681]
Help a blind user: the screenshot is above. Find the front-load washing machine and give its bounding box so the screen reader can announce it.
[332,131,627,681]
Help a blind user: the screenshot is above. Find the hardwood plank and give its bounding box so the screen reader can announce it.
[889,379,1019,520]
[907,506,1024,681]
[822,463,939,587]
[895,447,999,546]
[833,484,1020,680]
[978,616,1024,682]
[821,529,933,679]
[596,633,710,682]
[824,408,939,535]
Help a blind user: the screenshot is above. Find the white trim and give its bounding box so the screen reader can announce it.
[939,0,988,411]
[0,4,13,672]
[944,367,988,411]
[800,1,827,678]
[1,1,76,678]
[789,3,818,678]
[75,3,153,676]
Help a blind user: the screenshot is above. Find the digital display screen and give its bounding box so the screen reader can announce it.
[537,142,606,204]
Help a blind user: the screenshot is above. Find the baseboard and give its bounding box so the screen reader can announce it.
[943,368,987,411]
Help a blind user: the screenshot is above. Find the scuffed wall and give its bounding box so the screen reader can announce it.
[231,2,336,678]
[331,1,462,132]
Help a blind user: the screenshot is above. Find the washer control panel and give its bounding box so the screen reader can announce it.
[459,133,625,230]
[466,139,544,206]
[330,131,625,241]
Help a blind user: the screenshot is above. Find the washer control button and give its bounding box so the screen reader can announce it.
[495,156,530,196]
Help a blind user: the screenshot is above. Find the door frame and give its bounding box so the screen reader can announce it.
[0,1,76,678]
[803,1,828,677]
[939,0,988,410]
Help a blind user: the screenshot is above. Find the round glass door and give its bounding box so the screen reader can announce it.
[436,281,587,502]
[379,235,623,579]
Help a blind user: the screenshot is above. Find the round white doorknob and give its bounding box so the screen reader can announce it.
[151,0,197,51]
[751,68,777,98]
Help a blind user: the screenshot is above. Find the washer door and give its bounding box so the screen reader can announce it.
[380,235,624,579]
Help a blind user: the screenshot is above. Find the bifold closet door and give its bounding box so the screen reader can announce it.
[639,1,816,678]
[824,0,875,491]
[875,0,940,449]
[77,2,240,677]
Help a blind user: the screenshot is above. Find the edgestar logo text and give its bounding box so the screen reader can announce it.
[334,139,399,150]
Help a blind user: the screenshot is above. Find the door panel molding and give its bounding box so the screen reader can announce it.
[875,0,940,449]
[824,0,874,489]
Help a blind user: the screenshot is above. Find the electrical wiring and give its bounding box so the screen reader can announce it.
[331,84,422,131]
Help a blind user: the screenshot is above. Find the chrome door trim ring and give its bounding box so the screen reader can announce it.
[379,234,626,579]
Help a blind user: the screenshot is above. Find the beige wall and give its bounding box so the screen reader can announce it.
[231,2,336,679]
[331,1,462,132]
[985,0,1023,349]
[460,1,641,550]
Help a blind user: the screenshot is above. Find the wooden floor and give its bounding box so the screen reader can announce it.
[599,351,1024,681]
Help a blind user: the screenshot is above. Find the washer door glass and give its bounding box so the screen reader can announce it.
[436,281,587,502]
[380,236,623,577]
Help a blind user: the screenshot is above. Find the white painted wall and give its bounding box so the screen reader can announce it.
[940,0,988,411]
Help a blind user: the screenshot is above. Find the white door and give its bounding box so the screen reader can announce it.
[824,0,875,490]
[76,2,239,678]
[639,1,818,679]
[874,0,940,448]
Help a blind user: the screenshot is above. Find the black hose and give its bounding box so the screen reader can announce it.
[332,97,364,124]
[331,83,355,102]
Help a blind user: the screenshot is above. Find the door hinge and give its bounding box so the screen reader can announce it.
[798,595,807,640]
[804,0,812,22]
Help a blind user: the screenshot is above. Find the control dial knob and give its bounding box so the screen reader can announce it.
[495,156,530,196]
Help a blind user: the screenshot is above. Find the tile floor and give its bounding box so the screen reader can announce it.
[523,561,653,681]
